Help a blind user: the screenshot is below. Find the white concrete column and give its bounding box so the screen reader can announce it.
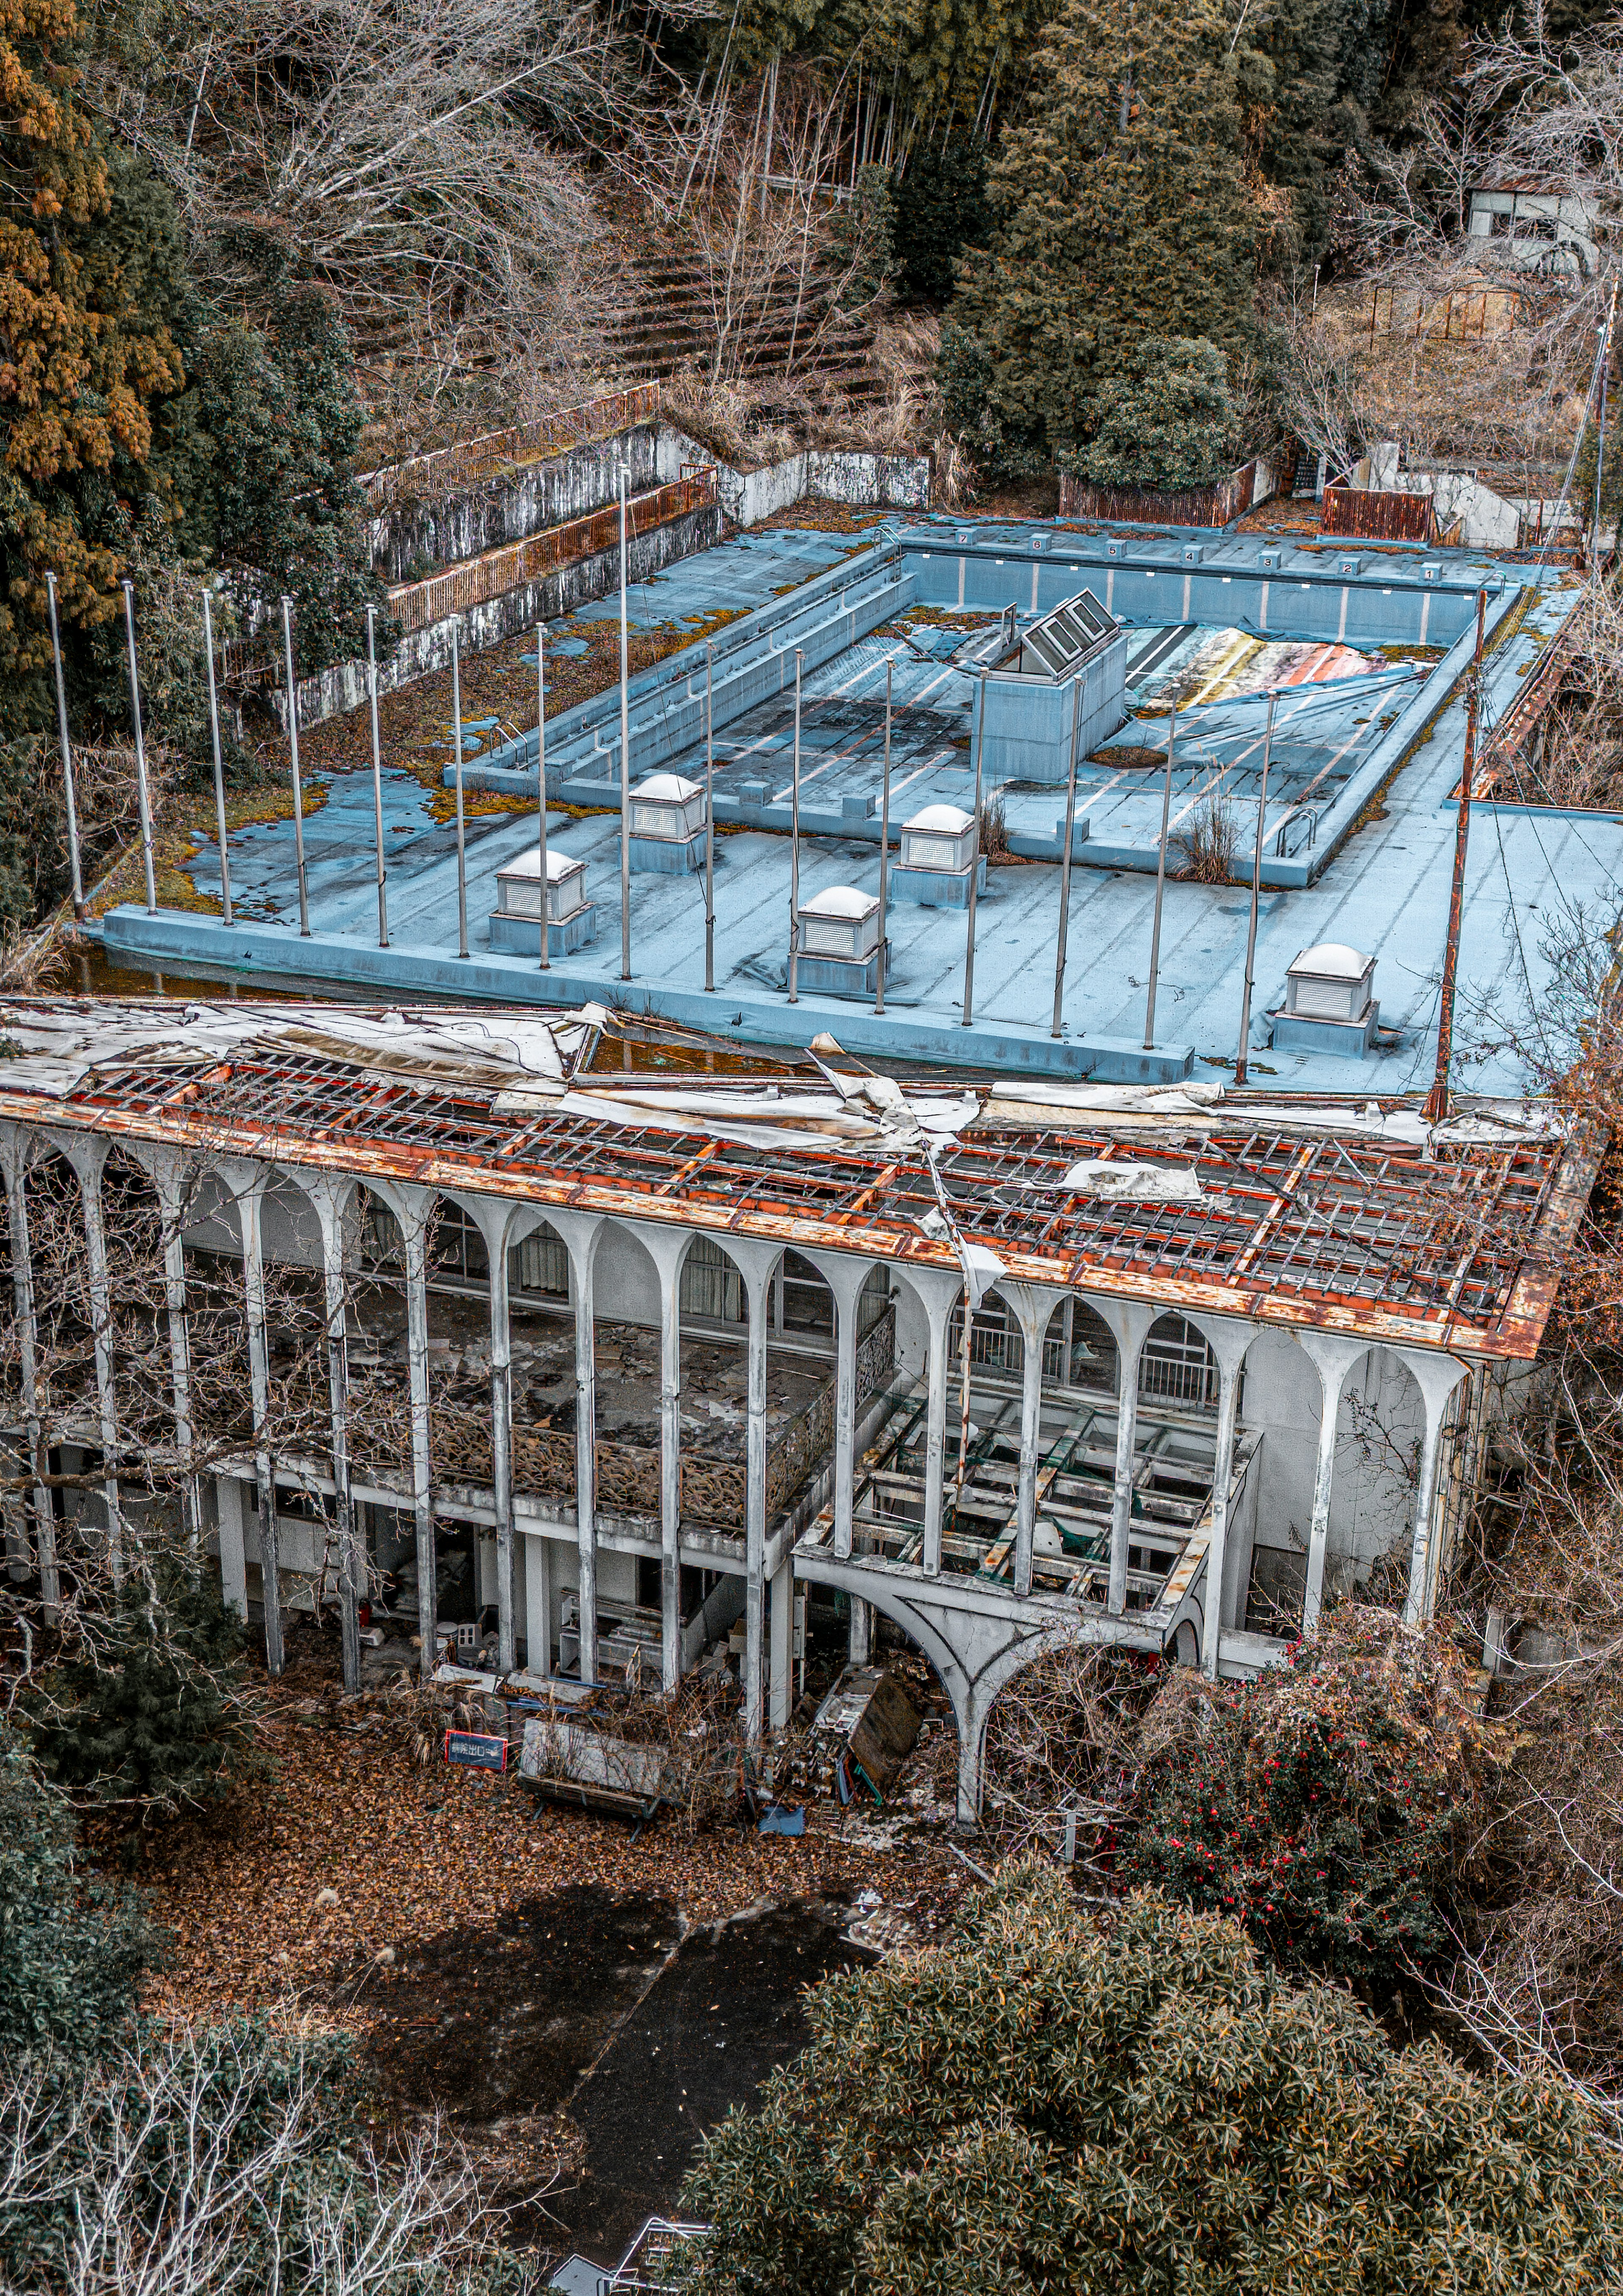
[216,1160,282,1674]
[544,1209,608,1685]
[768,1556,794,1731]
[125,1144,204,1566]
[449,1194,555,1682]
[216,1472,248,1618]
[1396,1347,1473,1624]
[902,1266,965,1579]
[0,1127,57,1619]
[995,1280,1069,1597]
[1084,1295,1158,1615]
[522,1528,552,1677]
[1297,1330,1370,1637]
[52,1133,123,1581]
[713,1236,782,1745]
[622,1221,695,1695]
[1186,1314,1257,1678]
[848,1594,871,1665]
[299,1173,364,1692]
[798,1250,875,1561]
[365,1179,440,1679]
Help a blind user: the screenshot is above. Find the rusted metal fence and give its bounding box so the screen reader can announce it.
[387,470,719,638]
[360,383,661,509]
[1319,486,1436,543]
[1058,457,1266,529]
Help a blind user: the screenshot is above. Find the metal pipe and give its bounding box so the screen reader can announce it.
[1234,687,1276,1086]
[536,621,549,971]
[1592,283,1617,562]
[279,597,311,935]
[874,656,892,1014]
[366,604,388,947]
[1142,694,1179,1049]
[962,666,987,1028]
[1051,673,1083,1037]
[1424,589,1487,1124]
[120,582,158,915]
[619,465,632,982]
[451,621,468,958]
[201,590,232,925]
[703,639,715,991]
[45,573,84,918]
[787,648,803,1002]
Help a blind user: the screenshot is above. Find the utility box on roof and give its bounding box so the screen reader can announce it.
[1270,942,1380,1057]
[892,804,987,909]
[489,847,595,956]
[795,885,883,997]
[629,773,707,874]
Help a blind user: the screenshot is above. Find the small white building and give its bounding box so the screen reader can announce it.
[1467,182,1601,278]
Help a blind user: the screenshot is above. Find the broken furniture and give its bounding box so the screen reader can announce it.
[806,1664,922,1804]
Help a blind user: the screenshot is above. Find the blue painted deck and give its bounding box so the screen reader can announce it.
[100,514,1612,1096]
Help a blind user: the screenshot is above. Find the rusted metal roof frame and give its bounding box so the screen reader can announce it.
[0,1047,1596,1363]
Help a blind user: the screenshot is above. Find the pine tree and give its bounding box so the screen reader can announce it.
[0,0,184,733]
[948,0,1261,466]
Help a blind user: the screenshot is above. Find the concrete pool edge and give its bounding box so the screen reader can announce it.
[94,908,1196,1082]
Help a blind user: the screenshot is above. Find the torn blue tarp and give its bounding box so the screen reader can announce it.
[758,1803,806,1837]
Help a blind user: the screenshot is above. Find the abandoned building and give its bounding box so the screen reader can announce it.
[0,999,1593,1817]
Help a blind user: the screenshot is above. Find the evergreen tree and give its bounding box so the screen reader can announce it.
[682,1872,1623,2293]
[33,1568,260,1819]
[0,0,186,736]
[948,0,1260,467]
[0,1725,152,2059]
[892,137,991,306]
[1066,335,1240,486]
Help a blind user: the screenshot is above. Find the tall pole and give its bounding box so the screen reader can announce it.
[201,590,232,925]
[120,581,158,916]
[619,465,632,982]
[1425,590,1488,1124]
[366,604,388,947]
[1592,282,1618,567]
[787,648,803,1003]
[962,666,987,1028]
[279,597,310,936]
[1051,674,1084,1037]
[874,656,893,1015]
[45,573,84,919]
[451,621,469,960]
[1234,688,1277,1087]
[536,622,550,972]
[703,639,715,992]
[1142,694,1180,1050]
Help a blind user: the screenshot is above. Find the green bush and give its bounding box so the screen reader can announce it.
[1064,335,1240,489]
[33,1568,261,1820]
[0,1725,153,2060]
[680,1870,1623,2294]
[1120,1613,1484,1977]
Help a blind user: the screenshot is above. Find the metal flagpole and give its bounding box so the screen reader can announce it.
[279,597,311,935]
[788,648,803,1003]
[962,666,987,1028]
[703,639,716,991]
[120,581,158,915]
[365,605,388,947]
[619,465,632,981]
[536,623,549,972]
[1142,694,1180,1050]
[451,622,469,959]
[44,574,84,919]
[874,656,893,1014]
[1424,590,1487,1123]
[201,590,232,925]
[1051,674,1084,1037]
[1234,688,1277,1086]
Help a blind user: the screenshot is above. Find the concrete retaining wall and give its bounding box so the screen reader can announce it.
[368,426,659,583]
[654,426,929,525]
[271,502,723,732]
